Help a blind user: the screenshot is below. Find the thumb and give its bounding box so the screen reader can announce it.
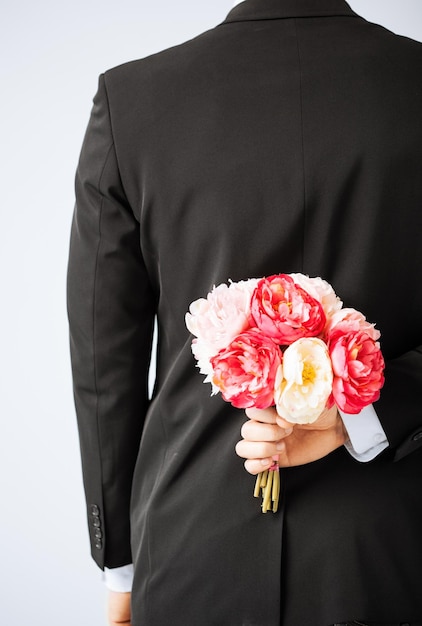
[245,406,278,423]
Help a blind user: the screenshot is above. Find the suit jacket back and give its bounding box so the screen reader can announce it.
[67,1,422,624]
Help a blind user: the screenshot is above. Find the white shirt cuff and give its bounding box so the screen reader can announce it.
[102,564,134,592]
[339,404,389,462]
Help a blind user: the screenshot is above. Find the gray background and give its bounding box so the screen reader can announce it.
[0,1,421,624]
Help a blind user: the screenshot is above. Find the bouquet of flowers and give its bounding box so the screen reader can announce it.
[185,274,385,512]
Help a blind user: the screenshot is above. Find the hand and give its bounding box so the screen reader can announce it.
[235,404,347,474]
[107,591,132,626]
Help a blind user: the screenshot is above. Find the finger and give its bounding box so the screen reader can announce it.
[273,405,296,429]
[240,419,293,442]
[243,457,276,475]
[275,416,296,431]
[235,438,285,461]
[245,406,278,423]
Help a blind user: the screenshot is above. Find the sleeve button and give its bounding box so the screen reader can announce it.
[94,539,102,550]
[412,431,422,441]
[90,504,100,516]
[92,517,101,528]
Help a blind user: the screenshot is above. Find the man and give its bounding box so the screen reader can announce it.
[67,0,422,624]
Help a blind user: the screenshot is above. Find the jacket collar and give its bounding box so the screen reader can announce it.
[222,0,358,23]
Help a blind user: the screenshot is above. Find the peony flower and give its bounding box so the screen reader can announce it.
[190,338,216,383]
[274,337,333,423]
[328,326,385,413]
[210,329,282,409]
[185,279,259,379]
[325,307,380,342]
[289,273,343,323]
[251,274,326,344]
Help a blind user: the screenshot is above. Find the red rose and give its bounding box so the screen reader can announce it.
[210,329,282,409]
[251,274,326,344]
[328,326,385,413]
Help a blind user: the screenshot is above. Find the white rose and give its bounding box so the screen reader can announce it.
[274,337,333,424]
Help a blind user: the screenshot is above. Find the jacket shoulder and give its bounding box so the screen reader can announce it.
[364,19,422,57]
[103,23,226,90]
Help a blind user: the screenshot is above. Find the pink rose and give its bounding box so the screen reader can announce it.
[185,279,258,381]
[328,327,385,413]
[251,274,326,344]
[289,273,343,326]
[210,329,282,409]
[325,307,380,342]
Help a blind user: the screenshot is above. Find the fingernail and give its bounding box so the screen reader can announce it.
[276,441,285,451]
[261,458,271,466]
[285,427,294,435]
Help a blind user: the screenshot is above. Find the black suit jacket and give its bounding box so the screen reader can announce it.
[67,1,422,624]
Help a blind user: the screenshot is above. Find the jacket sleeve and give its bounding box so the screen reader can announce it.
[375,346,422,462]
[66,74,156,569]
